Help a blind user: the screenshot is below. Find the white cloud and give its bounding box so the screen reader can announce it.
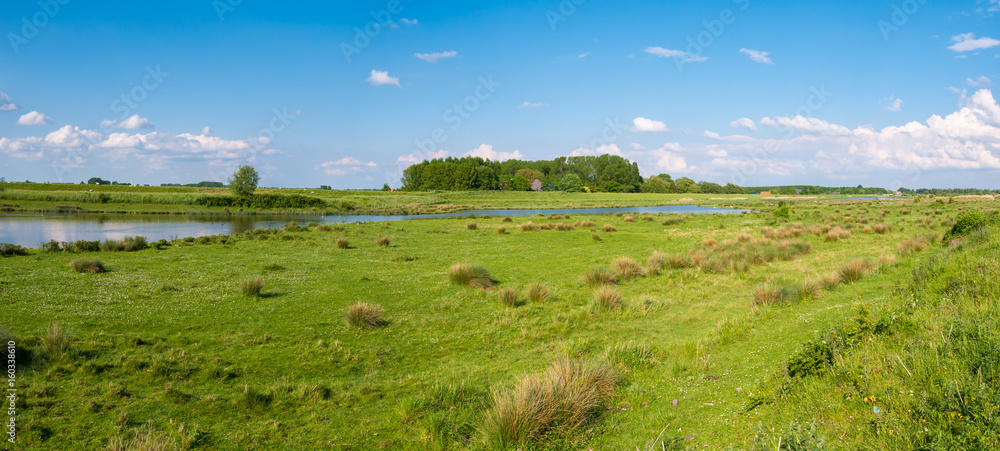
[948,33,1000,52]
[465,143,523,161]
[629,143,645,150]
[649,143,690,173]
[116,114,155,130]
[569,143,622,157]
[644,46,709,62]
[321,157,378,175]
[367,70,400,87]
[631,117,669,132]
[968,76,994,87]
[0,92,17,111]
[518,101,547,109]
[16,111,52,126]
[759,115,853,135]
[730,117,757,131]
[578,52,589,58]
[739,48,773,64]
[882,96,903,112]
[399,18,418,25]
[414,50,457,63]
[396,150,450,165]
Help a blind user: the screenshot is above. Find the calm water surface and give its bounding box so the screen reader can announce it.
[0,205,749,248]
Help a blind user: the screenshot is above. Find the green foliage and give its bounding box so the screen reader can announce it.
[943,211,999,242]
[675,177,700,193]
[401,154,643,192]
[0,243,30,257]
[228,165,260,197]
[786,340,833,377]
[194,194,326,209]
[558,173,585,192]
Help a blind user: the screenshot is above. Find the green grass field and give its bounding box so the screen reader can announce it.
[1,193,998,449]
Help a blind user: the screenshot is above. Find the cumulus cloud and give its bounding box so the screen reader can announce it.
[968,76,994,87]
[399,18,418,25]
[759,115,853,135]
[518,101,548,109]
[16,111,52,126]
[367,70,400,87]
[648,143,690,173]
[739,48,773,64]
[882,96,903,112]
[396,150,450,165]
[730,117,757,131]
[631,117,669,132]
[465,144,523,161]
[0,92,17,111]
[948,33,1000,52]
[101,114,155,130]
[321,157,378,175]
[414,50,457,63]
[644,46,708,62]
[569,143,622,157]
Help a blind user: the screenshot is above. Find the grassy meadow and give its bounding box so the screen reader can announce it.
[2,193,998,449]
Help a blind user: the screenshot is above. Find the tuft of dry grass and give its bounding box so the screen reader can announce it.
[580,221,595,228]
[645,251,667,275]
[497,227,507,234]
[41,323,72,358]
[466,222,478,230]
[520,222,537,232]
[897,235,931,255]
[502,217,513,223]
[821,271,843,290]
[582,268,616,287]
[838,258,875,283]
[701,238,719,248]
[107,426,178,451]
[347,302,387,329]
[480,358,617,448]
[591,233,602,241]
[623,215,635,223]
[601,224,616,233]
[611,256,643,282]
[498,288,522,307]
[242,278,263,297]
[336,238,349,249]
[525,283,550,302]
[376,236,391,247]
[800,279,822,301]
[69,259,104,273]
[593,286,624,310]
[448,263,494,289]
[752,284,795,306]
[824,226,852,242]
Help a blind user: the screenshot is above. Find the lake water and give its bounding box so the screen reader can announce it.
[0,205,749,248]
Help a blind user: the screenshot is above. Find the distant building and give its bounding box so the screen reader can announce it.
[795,189,802,195]
[831,191,840,195]
[759,191,771,195]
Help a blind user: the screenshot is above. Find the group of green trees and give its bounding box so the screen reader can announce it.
[400,155,643,192]
[744,185,890,195]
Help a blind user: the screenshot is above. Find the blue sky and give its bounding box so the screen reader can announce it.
[1,0,998,189]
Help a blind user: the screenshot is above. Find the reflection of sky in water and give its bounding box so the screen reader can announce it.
[0,205,749,247]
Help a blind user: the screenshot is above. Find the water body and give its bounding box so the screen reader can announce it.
[0,205,749,248]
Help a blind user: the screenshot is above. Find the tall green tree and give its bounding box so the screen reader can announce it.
[558,173,584,192]
[228,165,260,197]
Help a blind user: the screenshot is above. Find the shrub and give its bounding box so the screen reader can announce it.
[242,278,263,297]
[601,224,616,232]
[466,222,478,230]
[943,211,998,242]
[0,243,29,257]
[480,358,617,448]
[71,240,101,252]
[582,268,616,287]
[499,288,522,307]
[525,283,550,303]
[41,240,62,252]
[448,263,494,289]
[347,302,387,329]
[336,238,349,249]
[594,285,624,310]
[837,259,874,283]
[194,193,326,209]
[611,256,643,282]
[101,236,148,252]
[376,236,390,247]
[69,259,105,273]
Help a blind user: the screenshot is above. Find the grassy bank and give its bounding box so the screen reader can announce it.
[1,195,997,449]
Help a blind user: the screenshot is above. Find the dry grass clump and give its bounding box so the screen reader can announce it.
[538,223,552,230]
[664,254,693,269]
[502,217,513,223]
[480,358,617,448]
[466,222,478,230]
[661,217,684,226]
[701,238,719,248]
[582,268,616,287]
[448,263,494,289]
[107,426,178,451]
[242,278,263,297]
[645,251,667,275]
[799,279,822,301]
[593,286,624,310]
[580,220,595,228]
[611,256,643,282]
[520,222,538,232]
[897,235,931,255]
[525,283,550,303]
[376,236,391,247]
[498,288,522,307]
[41,323,72,358]
[623,216,635,223]
[347,302,387,329]
[69,259,104,273]
[808,224,832,237]
[336,237,349,249]
[497,227,507,234]
[554,223,573,231]
[837,258,875,283]
[824,226,852,242]
[821,272,843,290]
[752,284,796,306]
[601,224,616,233]
[762,225,804,240]
[591,233,602,241]
[878,254,898,266]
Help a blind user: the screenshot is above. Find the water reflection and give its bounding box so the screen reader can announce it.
[0,205,750,248]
